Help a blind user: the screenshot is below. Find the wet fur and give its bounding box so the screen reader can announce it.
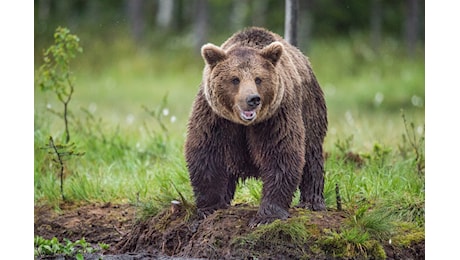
[184,27,327,226]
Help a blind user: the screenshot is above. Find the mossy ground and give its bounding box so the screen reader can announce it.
[35,202,424,259]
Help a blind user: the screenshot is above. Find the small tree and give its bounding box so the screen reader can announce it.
[37,27,84,201]
[37,26,83,144]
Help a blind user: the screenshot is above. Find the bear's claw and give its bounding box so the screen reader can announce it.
[196,203,229,219]
[249,203,289,228]
[296,200,327,211]
[249,215,282,228]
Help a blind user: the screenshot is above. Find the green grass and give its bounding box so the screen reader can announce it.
[34,31,424,238]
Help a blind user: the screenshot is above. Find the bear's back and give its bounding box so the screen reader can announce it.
[221,27,282,50]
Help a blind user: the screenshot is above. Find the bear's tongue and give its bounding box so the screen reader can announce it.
[241,110,256,120]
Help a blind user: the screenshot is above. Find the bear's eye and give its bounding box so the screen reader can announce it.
[255,77,262,85]
[231,77,240,85]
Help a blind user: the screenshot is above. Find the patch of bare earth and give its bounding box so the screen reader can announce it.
[35,202,424,259]
[34,202,136,246]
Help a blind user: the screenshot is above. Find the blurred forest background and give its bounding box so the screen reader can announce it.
[35,0,424,59]
[34,0,425,152]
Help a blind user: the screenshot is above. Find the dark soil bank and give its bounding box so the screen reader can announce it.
[35,202,424,259]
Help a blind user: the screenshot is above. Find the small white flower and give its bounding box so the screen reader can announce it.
[345,111,354,125]
[374,92,384,106]
[170,116,177,123]
[417,126,424,135]
[325,83,336,96]
[389,238,392,245]
[330,127,337,135]
[89,103,97,113]
[46,103,52,109]
[126,114,135,124]
[411,95,423,107]
[162,108,169,116]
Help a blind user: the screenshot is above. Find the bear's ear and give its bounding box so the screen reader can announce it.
[260,41,283,66]
[201,43,227,68]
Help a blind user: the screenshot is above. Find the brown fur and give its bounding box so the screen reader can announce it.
[184,27,327,226]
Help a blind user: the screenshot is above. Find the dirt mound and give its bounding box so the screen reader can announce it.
[116,203,354,259]
[35,202,424,259]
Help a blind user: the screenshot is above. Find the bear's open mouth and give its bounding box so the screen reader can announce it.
[240,110,256,121]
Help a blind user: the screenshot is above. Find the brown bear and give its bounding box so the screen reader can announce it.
[184,27,327,227]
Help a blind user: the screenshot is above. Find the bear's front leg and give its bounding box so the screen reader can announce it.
[185,140,231,219]
[248,162,303,227]
[184,99,236,219]
[248,122,305,227]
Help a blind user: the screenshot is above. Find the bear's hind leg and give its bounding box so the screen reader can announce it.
[298,145,326,211]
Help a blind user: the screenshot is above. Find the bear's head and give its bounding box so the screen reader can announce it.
[201,42,285,126]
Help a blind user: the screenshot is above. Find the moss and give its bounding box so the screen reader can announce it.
[391,222,425,247]
[318,227,386,259]
[393,231,424,247]
[231,216,316,258]
[367,240,387,259]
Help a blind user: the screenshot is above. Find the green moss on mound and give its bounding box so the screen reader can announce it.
[391,222,425,247]
[231,215,317,259]
[318,227,386,259]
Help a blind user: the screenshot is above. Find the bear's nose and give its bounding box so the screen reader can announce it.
[246,94,261,108]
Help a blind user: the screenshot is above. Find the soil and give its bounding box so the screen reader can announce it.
[35,202,424,259]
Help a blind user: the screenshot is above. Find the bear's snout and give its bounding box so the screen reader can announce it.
[237,92,261,123]
[246,94,261,109]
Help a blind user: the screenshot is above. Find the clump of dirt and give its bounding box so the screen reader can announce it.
[115,204,265,258]
[35,202,425,259]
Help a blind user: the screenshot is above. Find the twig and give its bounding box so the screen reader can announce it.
[401,110,425,175]
[63,75,74,144]
[335,183,342,211]
[49,136,65,200]
[112,224,125,236]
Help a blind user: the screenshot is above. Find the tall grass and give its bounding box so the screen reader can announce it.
[34,32,424,229]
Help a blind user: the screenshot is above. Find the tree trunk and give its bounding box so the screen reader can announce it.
[193,0,209,53]
[156,0,174,29]
[37,0,51,22]
[298,0,314,51]
[251,0,268,28]
[285,0,299,47]
[370,0,382,53]
[231,0,249,31]
[126,0,145,43]
[404,0,419,57]
[172,0,186,31]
